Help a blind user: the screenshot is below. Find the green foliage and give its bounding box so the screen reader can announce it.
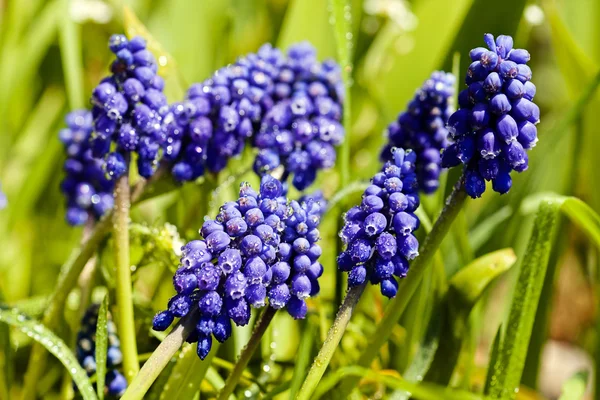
[96,295,109,400]
[0,307,97,399]
[488,201,560,399]
[2,1,600,399]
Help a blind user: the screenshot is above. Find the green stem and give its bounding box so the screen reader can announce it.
[20,174,155,400]
[217,307,277,400]
[335,177,467,398]
[296,283,366,400]
[114,173,139,380]
[121,310,198,400]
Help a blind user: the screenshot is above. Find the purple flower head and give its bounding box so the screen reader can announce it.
[253,43,345,190]
[442,34,539,198]
[164,44,286,182]
[381,71,455,194]
[75,304,127,396]
[91,34,167,180]
[338,148,420,298]
[59,110,115,226]
[154,175,320,359]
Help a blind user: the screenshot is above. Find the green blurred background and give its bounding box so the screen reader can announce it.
[1,0,599,398]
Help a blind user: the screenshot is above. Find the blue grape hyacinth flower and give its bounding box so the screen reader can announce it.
[441,34,539,198]
[90,34,168,180]
[59,110,115,226]
[0,183,6,210]
[152,175,324,359]
[164,44,286,182]
[75,304,127,397]
[381,71,455,194]
[253,42,345,190]
[338,148,420,298]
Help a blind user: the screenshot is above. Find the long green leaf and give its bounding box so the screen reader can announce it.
[484,325,503,395]
[488,201,560,400]
[58,0,84,110]
[96,296,109,400]
[558,370,588,400]
[289,320,315,398]
[0,307,98,400]
[313,365,482,400]
[425,249,515,385]
[160,342,217,400]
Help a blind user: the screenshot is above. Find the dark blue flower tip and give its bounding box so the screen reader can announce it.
[287,296,308,319]
[447,33,539,198]
[197,335,213,360]
[381,71,455,194]
[152,310,174,331]
[338,147,420,298]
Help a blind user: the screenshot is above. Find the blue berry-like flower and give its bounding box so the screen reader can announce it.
[338,148,420,298]
[152,175,323,359]
[254,43,345,190]
[90,34,168,179]
[270,196,324,319]
[299,190,327,217]
[59,110,115,226]
[381,71,455,194]
[75,304,127,397]
[164,44,286,182]
[0,182,6,210]
[441,34,539,198]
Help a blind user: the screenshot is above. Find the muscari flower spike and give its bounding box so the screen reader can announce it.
[90,34,168,180]
[381,71,455,194]
[152,175,324,359]
[59,110,115,226]
[441,34,539,198]
[253,42,345,191]
[164,44,286,182]
[75,304,127,397]
[338,148,420,298]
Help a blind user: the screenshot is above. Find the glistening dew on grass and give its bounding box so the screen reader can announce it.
[5,4,599,400]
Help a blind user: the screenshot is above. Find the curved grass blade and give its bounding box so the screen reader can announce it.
[488,201,561,400]
[484,325,503,395]
[313,365,482,400]
[0,307,98,400]
[95,295,109,400]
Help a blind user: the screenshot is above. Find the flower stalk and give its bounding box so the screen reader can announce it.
[121,310,199,400]
[217,307,277,400]
[296,283,366,400]
[113,170,139,380]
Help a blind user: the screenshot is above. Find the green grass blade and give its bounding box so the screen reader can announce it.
[161,342,218,400]
[391,301,442,400]
[561,198,600,249]
[0,307,98,400]
[488,201,561,400]
[289,320,315,398]
[470,206,513,251]
[58,0,84,110]
[484,325,502,395]
[95,296,109,400]
[328,0,353,188]
[313,365,482,400]
[425,249,515,385]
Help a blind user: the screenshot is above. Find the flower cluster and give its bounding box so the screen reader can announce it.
[253,43,345,190]
[90,34,168,180]
[299,190,327,217]
[338,148,420,298]
[76,304,127,397]
[381,71,455,194]
[152,175,323,359]
[59,110,115,226]
[164,45,286,182]
[441,34,539,198]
